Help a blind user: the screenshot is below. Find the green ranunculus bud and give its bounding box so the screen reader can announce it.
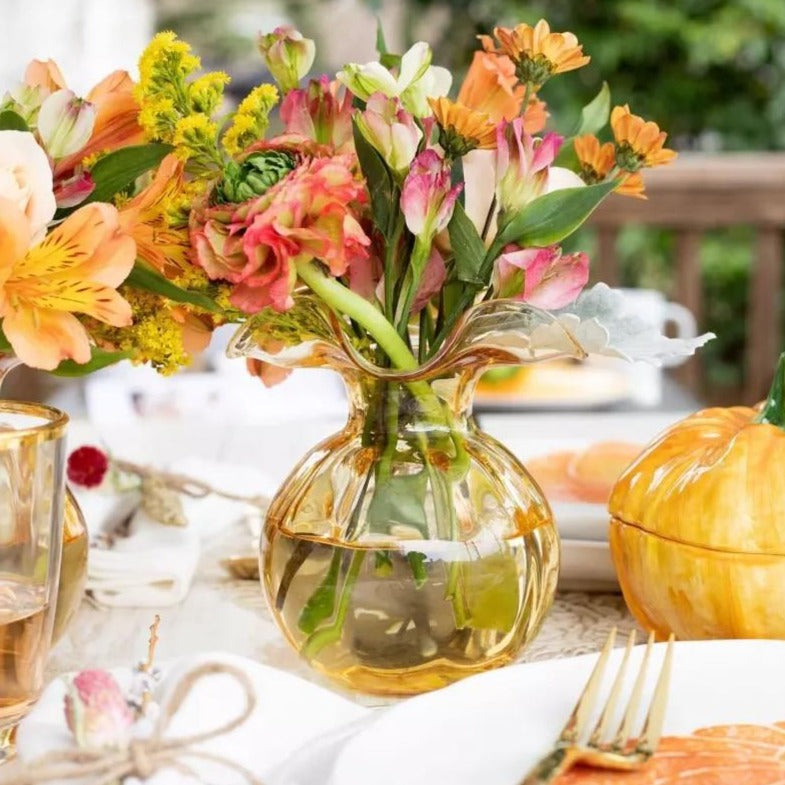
[215,150,297,204]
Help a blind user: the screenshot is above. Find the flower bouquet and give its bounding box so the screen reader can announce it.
[0,19,711,695]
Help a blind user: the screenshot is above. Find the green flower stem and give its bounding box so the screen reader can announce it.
[301,550,366,660]
[394,235,432,338]
[755,352,785,428]
[295,259,443,422]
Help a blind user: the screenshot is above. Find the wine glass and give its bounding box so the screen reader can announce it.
[0,402,67,762]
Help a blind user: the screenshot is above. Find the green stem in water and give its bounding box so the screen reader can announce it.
[301,551,365,660]
[755,352,785,427]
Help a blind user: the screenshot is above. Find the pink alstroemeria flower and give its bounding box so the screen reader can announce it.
[493,244,589,309]
[280,75,353,151]
[64,669,134,749]
[495,118,562,213]
[400,149,462,239]
[258,26,315,93]
[53,170,95,208]
[356,93,422,174]
[37,89,96,160]
[411,248,447,312]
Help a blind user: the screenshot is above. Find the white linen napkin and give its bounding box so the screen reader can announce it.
[15,652,370,785]
[78,458,276,608]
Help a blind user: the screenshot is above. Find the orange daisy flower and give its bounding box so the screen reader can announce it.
[610,105,677,171]
[574,134,646,199]
[485,19,590,87]
[428,97,496,156]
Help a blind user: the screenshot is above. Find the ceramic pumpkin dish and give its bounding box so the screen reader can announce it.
[609,353,785,640]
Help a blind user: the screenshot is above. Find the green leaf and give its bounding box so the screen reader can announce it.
[572,82,611,136]
[297,551,342,635]
[86,143,173,205]
[448,201,487,285]
[0,110,29,131]
[367,471,428,535]
[52,347,131,378]
[555,83,611,170]
[352,119,397,239]
[496,181,617,249]
[126,262,222,314]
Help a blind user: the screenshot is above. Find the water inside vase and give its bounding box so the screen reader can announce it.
[265,512,557,696]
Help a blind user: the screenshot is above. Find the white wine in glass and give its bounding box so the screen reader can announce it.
[0,403,67,763]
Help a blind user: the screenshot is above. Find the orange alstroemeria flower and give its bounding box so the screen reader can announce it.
[458,49,524,122]
[610,105,677,171]
[119,154,192,279]
[0,199,135,370]
[485,19,590,87]
[574,134,645,199]
[24,59,145,176]
[428,97,496,155]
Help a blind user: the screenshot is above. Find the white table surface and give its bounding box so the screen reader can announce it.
[48,411,686,696]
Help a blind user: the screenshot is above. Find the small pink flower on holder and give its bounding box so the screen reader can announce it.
[64,669,135,749]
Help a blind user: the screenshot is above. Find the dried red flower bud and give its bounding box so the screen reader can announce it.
[67,445,109,488]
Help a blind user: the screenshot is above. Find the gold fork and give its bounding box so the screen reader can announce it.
[519,629,674,784]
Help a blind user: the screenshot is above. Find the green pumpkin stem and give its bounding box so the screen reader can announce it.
[755,352,785,427]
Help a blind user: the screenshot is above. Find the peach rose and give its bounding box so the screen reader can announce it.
[0,131,55,241]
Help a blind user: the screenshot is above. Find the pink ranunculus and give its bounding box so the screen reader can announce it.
[280,75,353,151]
[192,154,370,314]
[494,244,589,309]
[64,669,134,749]
[495,118,562,213]
[355,93,422,173]
[400,149,462,238]
[411,247,446,312]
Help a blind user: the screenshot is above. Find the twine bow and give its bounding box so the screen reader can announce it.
[7,662,266,785]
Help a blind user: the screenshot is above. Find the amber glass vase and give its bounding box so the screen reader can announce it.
[230,298,583,695]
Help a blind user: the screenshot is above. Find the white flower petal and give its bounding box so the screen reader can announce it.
[397,42,432,91]
[545,166,586,193]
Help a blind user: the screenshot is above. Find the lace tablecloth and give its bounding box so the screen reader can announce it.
[48,522,640,690]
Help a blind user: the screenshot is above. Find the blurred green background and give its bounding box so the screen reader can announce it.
[161,0,785,398]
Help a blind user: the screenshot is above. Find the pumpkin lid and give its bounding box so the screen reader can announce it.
[610,356,785,555]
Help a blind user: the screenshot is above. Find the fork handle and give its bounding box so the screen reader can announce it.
[518,747,578,785]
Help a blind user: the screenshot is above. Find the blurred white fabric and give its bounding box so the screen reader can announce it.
[78,456,275,607]
[0,0,154,90]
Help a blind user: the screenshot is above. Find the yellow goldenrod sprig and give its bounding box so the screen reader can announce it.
[223,84,279,156]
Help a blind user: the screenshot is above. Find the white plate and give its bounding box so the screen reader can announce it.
[559,540,617,592]
[270,640,785,785]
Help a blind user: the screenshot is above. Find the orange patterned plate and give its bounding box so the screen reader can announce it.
[558,723,785,783]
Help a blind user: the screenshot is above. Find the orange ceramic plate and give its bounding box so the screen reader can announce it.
[556,722,785,783]
[528,442,642,505]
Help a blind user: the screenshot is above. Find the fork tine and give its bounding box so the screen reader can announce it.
[637,634,675,753]
[611,630,655,749]
[589,630,636,746]
[559,628,617,744]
